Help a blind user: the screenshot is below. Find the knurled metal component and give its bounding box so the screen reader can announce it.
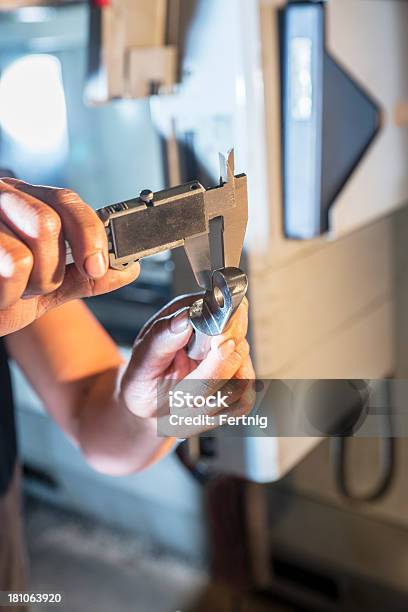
[105,202,129,215]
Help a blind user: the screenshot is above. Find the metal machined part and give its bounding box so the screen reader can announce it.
[187,267,248,360]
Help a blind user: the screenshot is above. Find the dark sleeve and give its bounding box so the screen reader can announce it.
[0,338,17,497]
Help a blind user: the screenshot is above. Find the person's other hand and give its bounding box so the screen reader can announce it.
[0,179,140,336]
[120,295,256,438]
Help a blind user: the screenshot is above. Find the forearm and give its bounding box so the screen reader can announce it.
[6,301,176,476]
[7,298,252,476]
[74,367,176,475]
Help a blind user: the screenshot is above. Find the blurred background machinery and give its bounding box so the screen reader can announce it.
[1,0,408,610]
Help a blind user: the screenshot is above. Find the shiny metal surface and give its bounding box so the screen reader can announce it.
[187,267,248,360]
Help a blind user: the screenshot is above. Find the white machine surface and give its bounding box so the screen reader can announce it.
[153,0,408,478]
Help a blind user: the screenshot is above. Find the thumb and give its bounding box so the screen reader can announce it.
[36,262,141,317]
[128,307,193,379]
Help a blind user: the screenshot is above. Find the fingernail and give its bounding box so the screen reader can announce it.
[170,309,190,334]
[84,251,106,279]
[218,338,236,359]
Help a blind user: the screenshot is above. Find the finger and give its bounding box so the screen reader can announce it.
[157,376,249,424]
[0,220,33,308]
[234,355,256,381]
[188,338,250,382]
[35,261,141,318]
[158,382,256,438]
[210,301,249,352]
[138,295,248,347]
[3,180,108,280]
[167,339,251,410]
[164,348,196,381]
[127,308,194,380]
[0,182,65,295]
[220,377,252,405]
[216,384,257,420]
[164,348,192,380]
[137,292,203,341]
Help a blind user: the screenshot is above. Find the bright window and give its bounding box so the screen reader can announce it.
[0,54,67,153]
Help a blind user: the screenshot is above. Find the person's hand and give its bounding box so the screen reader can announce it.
[0,179,140,336]
[120,295,256,438]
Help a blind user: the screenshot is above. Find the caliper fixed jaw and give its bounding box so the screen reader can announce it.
[183,149,248,289]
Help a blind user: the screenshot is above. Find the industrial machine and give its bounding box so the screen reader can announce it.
[85,2,408,608]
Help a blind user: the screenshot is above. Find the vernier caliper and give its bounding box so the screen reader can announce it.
[68,150,248,358]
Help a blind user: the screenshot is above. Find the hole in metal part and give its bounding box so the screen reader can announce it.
[213,286,225,308]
